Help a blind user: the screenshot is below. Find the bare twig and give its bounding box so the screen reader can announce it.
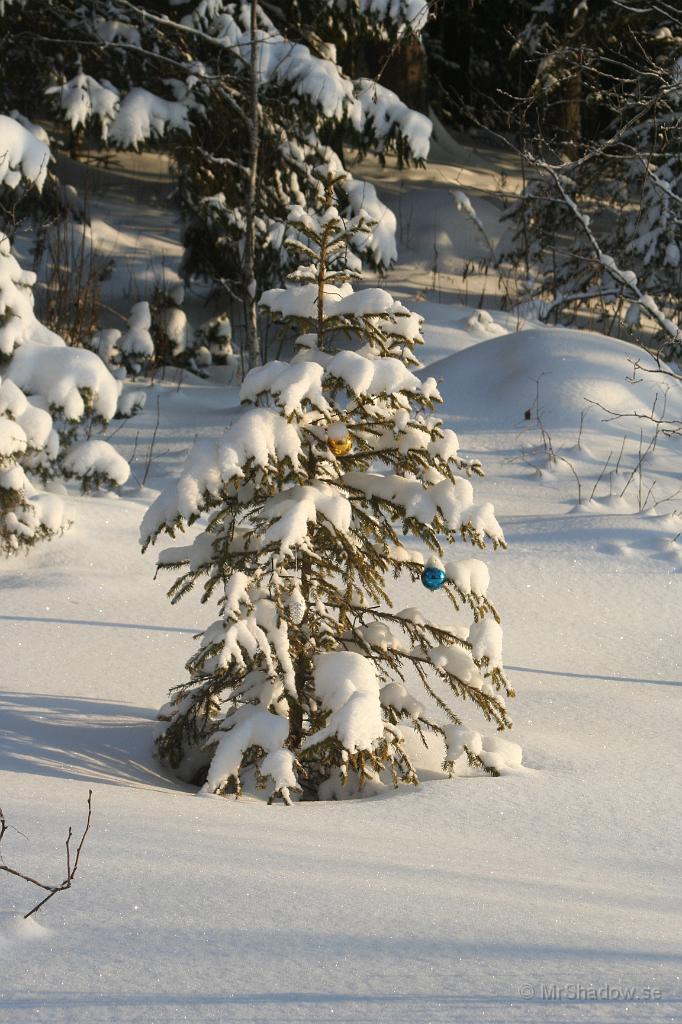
[590,451,614,501]
[557,454,583,505]
[0,790,93,919]
[141,395,162,487]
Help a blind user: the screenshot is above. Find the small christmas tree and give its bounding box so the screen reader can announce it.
[142,167,519,803]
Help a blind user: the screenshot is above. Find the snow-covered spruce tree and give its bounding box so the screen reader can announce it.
[2,1,431,324]
[96,293,210,378]
[149,284,211,375]
[141,167,518,803]
[115,301,155,378]
[176,1,432,305]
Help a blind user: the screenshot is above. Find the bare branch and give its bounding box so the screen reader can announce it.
[0,790,93,919]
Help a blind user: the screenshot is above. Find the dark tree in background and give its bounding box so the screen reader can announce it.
[424,0,529,131]
[422,0,682,358]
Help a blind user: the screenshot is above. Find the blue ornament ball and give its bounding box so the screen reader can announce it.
[421,566,447,591]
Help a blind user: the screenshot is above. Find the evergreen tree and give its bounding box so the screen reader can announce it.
[142,166,519,803]
[0,115,130,551]
[0,232,129,549]
[0,368,63,554]
[0,1,432,321]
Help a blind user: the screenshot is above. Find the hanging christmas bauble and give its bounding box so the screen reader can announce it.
[327,424,352,457]
[287,584,307,624]
[421,566,447,591]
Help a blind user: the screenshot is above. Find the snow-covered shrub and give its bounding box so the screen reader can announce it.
[117,302,154,376]
[59,437,129,492]
[0,237,62,358]
[149,284,210,376]
[5,338,127,491]
[0,235,129,545]
[142,167,518,803]
[103,291,209,378]
[194,312,235,366]
[153,286,189,364]
[0,374,66,553]
[88,327,122,367]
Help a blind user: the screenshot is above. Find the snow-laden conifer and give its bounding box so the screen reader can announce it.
[0,127,130,550]
[0,374,64,553]
[2,1,431,309]
[142,167,519,802]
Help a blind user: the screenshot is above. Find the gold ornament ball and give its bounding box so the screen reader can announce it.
[327,434,352,457]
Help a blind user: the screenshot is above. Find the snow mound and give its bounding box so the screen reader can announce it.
[425,327,682,432]
[61,440,130,487]
[8,344,121,422]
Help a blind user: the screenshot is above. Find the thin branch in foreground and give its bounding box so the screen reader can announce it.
[0,790,93,919]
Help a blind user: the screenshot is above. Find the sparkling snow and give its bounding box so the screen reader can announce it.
[1,133,680,1024]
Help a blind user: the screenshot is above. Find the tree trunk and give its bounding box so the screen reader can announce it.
[563,68,582,160]
[243,1,260,368]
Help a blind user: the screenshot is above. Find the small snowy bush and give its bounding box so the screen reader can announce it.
[117,302,155,376]
[0,374,65,553]
[194,312,235,369]
[0,230,129,551]
[99,292,211,379]
[149,285,210,376]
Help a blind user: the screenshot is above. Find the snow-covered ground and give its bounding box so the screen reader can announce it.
[1,138,681,1024]
[354,112,525,309]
